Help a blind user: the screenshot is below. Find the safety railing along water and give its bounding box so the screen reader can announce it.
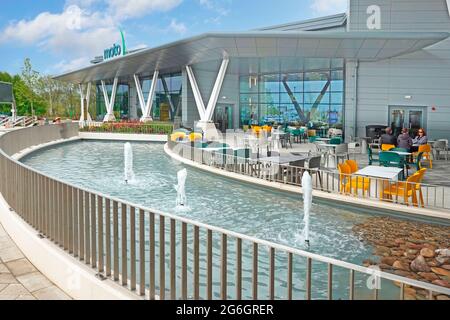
[168,141,450,211]
[0,125,449,300]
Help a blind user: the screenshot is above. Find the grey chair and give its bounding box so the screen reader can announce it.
[434,140,448,160]
[306,155,323,189]
[329,143,349,168]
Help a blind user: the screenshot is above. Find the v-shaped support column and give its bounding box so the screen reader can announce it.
[186,58,229,141]
[78,83,92,124]
[101,78,118,122]
[186,58,229,122]
[134,70,159,122]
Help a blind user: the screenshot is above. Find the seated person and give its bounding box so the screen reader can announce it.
[380,127,397,146]
[410,128,428,152]
[397,128,413,151]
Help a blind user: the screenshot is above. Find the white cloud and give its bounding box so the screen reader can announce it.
[168,19,187,35]
[51,57,91,74]
[310,0,347,15]
[0,0,184,73]
[199,0,230,24]
[108,0,183,20]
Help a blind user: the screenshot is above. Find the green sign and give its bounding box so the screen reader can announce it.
[104,29,127,61]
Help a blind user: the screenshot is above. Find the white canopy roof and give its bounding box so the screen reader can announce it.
[54,31,449,83]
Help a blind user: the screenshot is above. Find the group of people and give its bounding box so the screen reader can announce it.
[380,127,428,152]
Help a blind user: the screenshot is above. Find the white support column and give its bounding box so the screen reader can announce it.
[101,78,118,122]
[204,58,229,121]
[78,83,92,126]
[134,70,159,122]
[185,58,229,141]
[185,65,206,120]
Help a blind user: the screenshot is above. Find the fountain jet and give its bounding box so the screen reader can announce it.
[174,169,187,207]
[301,171,313,248]
[124,142,135,183]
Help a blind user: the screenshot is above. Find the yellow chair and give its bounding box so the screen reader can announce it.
[170,132,186,142]
[338,163,370,195]
[414,168,427,207]
[416,144,432,169]
[345,159,359,173]
[381,144,395,151]
[189,132,203,142]
[252,126,262,137]
[307,130,316,137]
[383,173,421,207]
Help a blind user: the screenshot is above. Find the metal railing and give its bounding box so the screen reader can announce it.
[168,141,450,212]
[0,126,449,300]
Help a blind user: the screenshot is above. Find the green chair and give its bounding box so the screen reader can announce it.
[408,152,424,171]
[379,152,404,168]
[368,147,379,165]
[330,137,343,145]
[380,151,405,179]
[309,136,317,143]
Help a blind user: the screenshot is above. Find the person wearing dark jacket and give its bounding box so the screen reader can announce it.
[397,128,413,150]
[380,127,397,146]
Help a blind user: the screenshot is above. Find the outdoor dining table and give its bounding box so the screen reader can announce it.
[255,154,309,180]
[354,165,404,199]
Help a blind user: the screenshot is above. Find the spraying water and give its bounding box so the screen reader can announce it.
[174,169,187,207]
[124,142,135,184]
[302,171,313,248]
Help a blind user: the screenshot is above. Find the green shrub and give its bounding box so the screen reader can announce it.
[80,122,174,135]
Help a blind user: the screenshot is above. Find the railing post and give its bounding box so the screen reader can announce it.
[91,193,97,268]
[121,203,128,287]
[98,196,104,273]
[130,206,136,291]
[139,209,145,297]
[106,199,111,277]
[149,212,156,300]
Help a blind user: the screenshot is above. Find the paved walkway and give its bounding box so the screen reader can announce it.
[0,224,71,300]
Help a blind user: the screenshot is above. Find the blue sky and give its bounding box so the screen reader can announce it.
[0,0,347,76]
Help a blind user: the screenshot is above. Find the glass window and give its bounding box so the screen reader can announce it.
[330,92,343,104]
[260,104,281,123]
[304,92,330,104]
[240,93,259,104]
[280,73,303,92]
[304,72,330,92]
[260,92,279,104]
[259,74,280,93]
[331,71,344,91]
[240,75,259,93]
[238,57,344,129]
[280,92,303,104]
[304,58,330,70]
[331,58,344,69]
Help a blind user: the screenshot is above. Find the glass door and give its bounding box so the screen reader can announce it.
[214,104,233,133]
[389,106,426,137]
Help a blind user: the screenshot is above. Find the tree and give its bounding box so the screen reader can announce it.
[21,58,40,116]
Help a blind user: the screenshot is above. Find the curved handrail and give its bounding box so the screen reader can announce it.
[1,125,449,299]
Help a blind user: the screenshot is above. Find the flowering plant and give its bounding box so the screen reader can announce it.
[80,122,174,135]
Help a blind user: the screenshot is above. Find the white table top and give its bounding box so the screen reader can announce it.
[355,166,403,180]
[386,151,412,156]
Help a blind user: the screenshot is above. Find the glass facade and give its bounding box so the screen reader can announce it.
[141,73,182,121]
[239,58,344,131]
[96,83,129,121]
